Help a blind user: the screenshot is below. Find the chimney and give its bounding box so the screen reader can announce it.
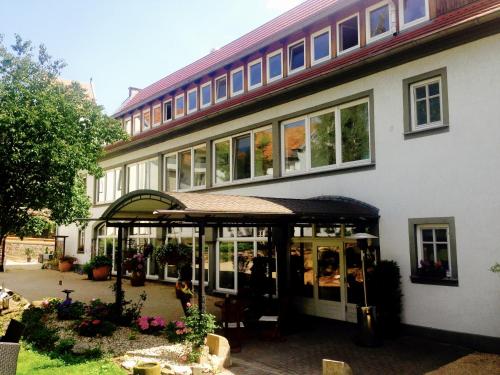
[128,87,141,98]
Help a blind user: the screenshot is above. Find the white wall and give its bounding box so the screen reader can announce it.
[66,34,500,337]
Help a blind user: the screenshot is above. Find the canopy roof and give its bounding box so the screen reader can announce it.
[99,190,379,226]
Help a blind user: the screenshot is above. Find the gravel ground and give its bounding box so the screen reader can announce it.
[425,353,500,375]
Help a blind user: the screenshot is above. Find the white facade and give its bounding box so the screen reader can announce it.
[59,34,500,338]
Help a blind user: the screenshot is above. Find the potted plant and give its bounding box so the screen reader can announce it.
[25,248,35,263]
[125,253,146,286]
[90,255,112,281]
[58,256,76,272]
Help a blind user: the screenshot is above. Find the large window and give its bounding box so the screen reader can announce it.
[127,158,159,192]
[409,217,458,286]
[337,14,359,54]
[201,82,212,108]
[163,99,172,122]
[96,167,122,203]
[267,49,283,83]
[152,104,161,126]
[175,94,185,118]
[366,1,395,43]
[142,108,151,131]
[230,67,244,97]
[282,98,370,174]
[187,88,197,114]
[133,114,141,134]
[399,0,429,29]
[288,39,305,74]
[164,145,206,191]
[213,126,273,185]
[311,27,331,65]
[124,117,132,135]
[248,58,263,90]
[215,74,227,102]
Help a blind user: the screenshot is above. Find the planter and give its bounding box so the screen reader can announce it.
[92,265,111,281]
[26,257,32,263]
[131,270,146,287]
[58,261,73,272]
[132,362,160,375]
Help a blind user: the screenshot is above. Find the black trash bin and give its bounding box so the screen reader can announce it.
[355,305,381,347]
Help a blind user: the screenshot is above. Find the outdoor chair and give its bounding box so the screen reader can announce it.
[0,319,25,343]
[0,342,21,375]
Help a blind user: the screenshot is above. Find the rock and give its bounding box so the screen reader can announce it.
[206,334,231,368]
[71,342,93,355]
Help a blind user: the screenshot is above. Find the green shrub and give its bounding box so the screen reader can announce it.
[77,319,116,337]
[21,307,59,351]
[57,300,85,320]
[51,338,76,356]
[89,255,112,268]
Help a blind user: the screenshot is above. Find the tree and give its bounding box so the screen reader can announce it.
[0,35,127,271]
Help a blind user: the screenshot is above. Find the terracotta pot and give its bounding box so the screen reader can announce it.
[58,261,73,272]
[92,265,111,281]
[131,270,146,286]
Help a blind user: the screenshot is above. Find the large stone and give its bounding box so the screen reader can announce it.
[206,333,231,369]
[72,342,93,355]
[322,359,353,375]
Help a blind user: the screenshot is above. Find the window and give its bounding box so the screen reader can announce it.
[267,49,283,82]
[399,0,429,29]
[254,127,273,178]
[133,114,141,134]
[124,117,132,135]
[164,145,206,191]
[403,68,448,135]
[366,1,395,43]
[201,82,212,108]
[288,39,305,74]
[96,167,122,203]
[281,97,371,175]
[248,58,262,89]
[337,14,359,54]
[142,108,151,131]
[409,217,458,285]
[214,139,231,184]
[127,158,159,192]
[233,134,251,180]
[311,27,331,65]
[175,94,185,118]
[215,74,227,102]
[77,229,85,254]
[152,104,161,126]
[163,100,172,122]
[230,67,244,96]
[187,88,197,114]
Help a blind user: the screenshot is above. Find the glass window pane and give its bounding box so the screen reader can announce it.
[341,102,370,162]
[125,119,131,134]
[428,82,440,96]
[422,243,435,262]
[201,84,211,106]
[370,5,390,37]
[294,226,313,237]
[105,170,114,201]
[416,100,427,125]
[165,155,176,192]
[310,111,336,168]
[346,244,364,304]
[249,62,262,87]
[153,106,161,124]
[237,242,254,291]
[143,110,150,130]
[175,96,184,116]
[436,244,449,273]
[194,240,209,283]
[219,227,235,238]
[179,150,192,189]
[216,77,227,100]
[422,229,433,242]
[138,162,146,189]
[215,140,230,183]
[435,229,447,242]
[403,0,426,24]
[193,146,206,187]
[429,97,441,123]
[218,242,235,290]
[128,165,137,192]
[415,86,426,99]
[289,42,305,71]
[133,116,141,134]
[237,227,254,237]
[164,101,172,121]
[98,177,105,202]
[339,16,359,52]
[317,245,341,301]
[148,159,158,190]
[234,134,251,180]
[232,70,243,94]
[315,224,341,238]
[290,242,313,298]
[313,31,329,61]
[115,169,122,199]
[283,119,306,172]
[254,128,273,177]
[269,52,282,79]
[188,90,197,112]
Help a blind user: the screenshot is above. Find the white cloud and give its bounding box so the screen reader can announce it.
[265,0,304,11]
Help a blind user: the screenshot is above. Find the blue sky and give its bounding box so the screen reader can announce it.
[0,0,304,114]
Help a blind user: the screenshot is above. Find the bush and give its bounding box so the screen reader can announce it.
[77,319,116,337]
[50,338,103,364]
[165,320,190,343]
[40,297,63,313]
[183,305,218,348]
[21,307,59,351]
[89,255,112,268]
[86,298,114,321]
[57,300,85,320]
[136,316,166,334]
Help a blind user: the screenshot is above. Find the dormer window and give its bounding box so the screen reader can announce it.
[337,14,360,54]
[399,0,429,29]
[215,74,227,102]
[311,27,331,65]
[142,108,151,131]
[267,49,283,83]
[152,104,161,126]
[163,99,172,122]
[248,58,263,90]
[230,67,244,96]
[124,117,132,135]
[175,94,185,118]
[288,39,305,74]
[366,1,395,43]
[187,88,198,114]
[201,82,212,108]
[133,114,141,134]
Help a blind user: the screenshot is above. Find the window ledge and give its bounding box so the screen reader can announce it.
[404,124,449,139]
[410,275,458,286]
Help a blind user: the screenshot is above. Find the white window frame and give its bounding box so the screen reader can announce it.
[366,0,396,43]
[200,81,212,108]
[124,117,132,135]
[252,125,274,179]
[96,167,122,204]
[409,76,443,130]
[287,38,306,75]
[416,224,452,277]
[215,74,227,103]
[248,58,263,90]
[175,93,185,118]
[127,158,159,193]
[187,87,198,114]
[142,107,151,131]
[266,48,283,83]
[152,104,161,127]
[133,114,141,135]
[213,137,232,186]
[281,98,371,176]
[230,67,245,97]
[164,152,177,192]
[163,99,173,123]
[311,26,331,65]
[175,144,207,192]
[337,13,360,55]
[398,0,429,30]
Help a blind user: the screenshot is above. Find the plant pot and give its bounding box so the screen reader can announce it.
[92,265,111,281]
[58,261,73,272]
[131,270,146,286]
[27,257,32,263]
[132,362,160,375]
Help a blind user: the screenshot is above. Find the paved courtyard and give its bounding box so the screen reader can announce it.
[0,267,486,374]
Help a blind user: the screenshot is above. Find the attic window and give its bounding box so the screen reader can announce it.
[337,14,359,54]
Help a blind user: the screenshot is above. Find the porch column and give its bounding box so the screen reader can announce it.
[267,226,273,302]
[115,225,123,316]
[197,223,205,313]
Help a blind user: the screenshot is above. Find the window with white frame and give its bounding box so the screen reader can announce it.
[311,27,331,65]
[163,100,172,122]
[164,145,206,191]
[248,58,262,89]
[230,67,244,96]
[201,82,212,108]
[214,139,231,184]
[267,49,283,82]
[288,39,305,74]
[399,0,429,29]
[410,77,442,129]
[152,104,161,126]
[124,117,132,135]
[127,158,159,192]
[187,88,197,114]
[366,1,395,43]
[175,94,185,118]
[282,98,370,174]
[127,224,160,278]
[96,167,122,203]
[215,74,227,102]
[133,114,141,134]
[337,14,359,54]
[142,108,151,131]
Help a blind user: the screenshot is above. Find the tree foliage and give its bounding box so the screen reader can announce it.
[0,35,126,250]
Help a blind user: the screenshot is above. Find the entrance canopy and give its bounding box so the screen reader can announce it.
[99,190,379,226]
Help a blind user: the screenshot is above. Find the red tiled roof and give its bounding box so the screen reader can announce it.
[114,0,340,115]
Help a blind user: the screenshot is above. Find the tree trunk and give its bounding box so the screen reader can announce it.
[0,234,6,272]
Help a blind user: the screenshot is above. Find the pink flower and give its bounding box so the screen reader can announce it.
[186,302,191,308]
[175,321,184,328]
[92,319,101,325]
[137,264,144,270]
